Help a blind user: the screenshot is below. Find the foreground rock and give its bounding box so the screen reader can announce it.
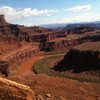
[0,77,35,100]
[0,76,67,100]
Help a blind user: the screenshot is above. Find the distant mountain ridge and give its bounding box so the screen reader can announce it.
[40,21,100,29]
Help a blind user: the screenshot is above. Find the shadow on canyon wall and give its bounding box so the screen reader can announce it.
[53,49,100,73]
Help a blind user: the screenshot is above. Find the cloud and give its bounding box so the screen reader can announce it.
[0,5,99,26]
[0,6,58,20]
[66,4,91,13]
[32,13,100,26]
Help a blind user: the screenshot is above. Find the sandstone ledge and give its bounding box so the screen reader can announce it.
[0,77,35,100]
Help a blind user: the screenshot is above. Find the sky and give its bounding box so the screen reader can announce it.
[0,0,100,26]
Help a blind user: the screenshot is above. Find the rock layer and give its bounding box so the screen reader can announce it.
[54,42,100,73]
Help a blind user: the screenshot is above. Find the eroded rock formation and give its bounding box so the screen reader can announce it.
[0,15,100,76]
[0,15,20,36]
[0,15,100,100]
[0,15,98,52]
[67,26,94,34]
[54,42,100,73]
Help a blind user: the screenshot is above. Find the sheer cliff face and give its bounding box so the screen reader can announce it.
[54,42,100,73]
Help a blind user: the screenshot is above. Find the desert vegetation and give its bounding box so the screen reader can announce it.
[33,55,64,75]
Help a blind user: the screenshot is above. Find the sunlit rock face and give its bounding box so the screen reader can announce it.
[0,15,9,27]
[0,77,35,100]
[0,15,20,36]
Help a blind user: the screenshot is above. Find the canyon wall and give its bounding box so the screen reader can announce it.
[0,36,21,55]
[0,15,98,52]
[0,15,100,76]
[0,36,40,77]
[54,42,100,73]
[0,15,41,77]
[0,43,39,76]
[67,26,94,34]
[43,34,100,51]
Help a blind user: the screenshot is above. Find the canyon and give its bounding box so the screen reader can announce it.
[0,15,100,100]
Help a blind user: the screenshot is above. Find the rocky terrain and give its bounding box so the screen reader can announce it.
[67,26,94,34]
[54,42,100,81]
[44,33,100,51]
[0,77,35,100]
[2,74,100,100]
[8,74,100,100]
[1,15,100,52]
[0,15,40,77]
[0,15,100,100]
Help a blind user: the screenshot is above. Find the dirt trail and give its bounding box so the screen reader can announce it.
[15,53,64,77]
[15,55,43,77]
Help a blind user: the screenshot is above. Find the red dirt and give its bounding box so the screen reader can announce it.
[31,74,100,100]
[15,55,42,77]
[12,53,100,100]
[15,53,63,77]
